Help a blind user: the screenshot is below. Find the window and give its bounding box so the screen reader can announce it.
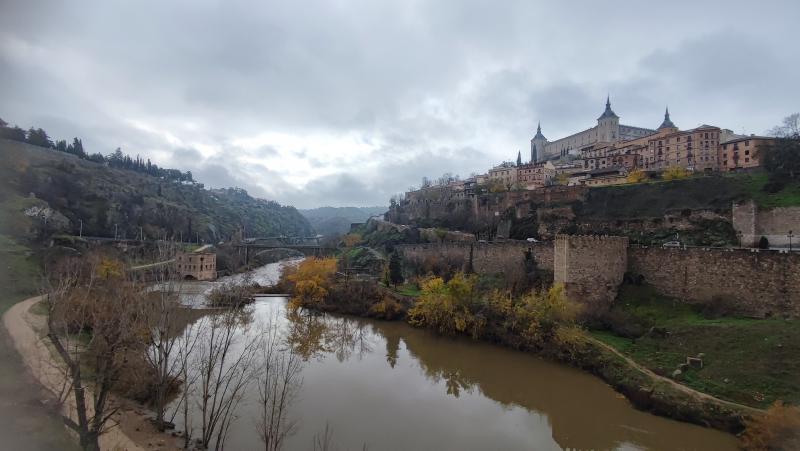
[745,140,750,146]
[745,150,750,155]
[745,158,750,163]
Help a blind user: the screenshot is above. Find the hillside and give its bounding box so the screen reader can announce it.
[0,139,313,243]
[299,205,387,236]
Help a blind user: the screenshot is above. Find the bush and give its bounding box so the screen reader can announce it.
[407,273,487,338]
[662,166,691,181]
[368,296,405,320]
[207,277,255,307]
[740,401,800,450]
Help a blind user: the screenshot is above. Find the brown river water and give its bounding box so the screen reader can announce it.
[175,261,738,451]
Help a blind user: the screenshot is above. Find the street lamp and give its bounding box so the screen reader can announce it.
[789,230,794,252]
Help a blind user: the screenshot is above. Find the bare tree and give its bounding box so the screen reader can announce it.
[313,422,337,451]
[45,254,149,451]
[256,312,303,451]
[143,268,185,431]
[195,300,261,450]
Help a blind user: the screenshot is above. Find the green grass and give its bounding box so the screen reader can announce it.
[392,283,422,297]
[731,172,800,208]
[591,284,800,409]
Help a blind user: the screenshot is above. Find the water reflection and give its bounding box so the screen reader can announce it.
[280,304,736,451]
[174,260,736,451]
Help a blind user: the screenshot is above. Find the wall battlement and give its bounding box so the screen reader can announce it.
[396,236,799,317]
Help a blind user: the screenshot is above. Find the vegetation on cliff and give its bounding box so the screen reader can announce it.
[299,206,387,236]
[0,139,313,244]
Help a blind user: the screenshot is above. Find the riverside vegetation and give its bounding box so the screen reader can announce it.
[281,255,800,450]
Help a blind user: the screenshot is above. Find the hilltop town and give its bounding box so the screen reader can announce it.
[408,97,774,195]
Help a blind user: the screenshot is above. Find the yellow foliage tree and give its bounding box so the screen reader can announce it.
[626,169,647,184]
[512,283,581,348]
[408,273,486,338]
[662,166,691,181]
[287,257,337,310]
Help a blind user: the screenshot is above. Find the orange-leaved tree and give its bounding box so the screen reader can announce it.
[287,258,337,310]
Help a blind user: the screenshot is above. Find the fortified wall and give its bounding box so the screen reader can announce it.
[397,236,800,317]
[554,235,629,306]
[628,246,800,317]
[396,241,554,283]
[733,200,800,248]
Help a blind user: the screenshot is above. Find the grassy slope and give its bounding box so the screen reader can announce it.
[0,139,313,242]
[591,285,800,409]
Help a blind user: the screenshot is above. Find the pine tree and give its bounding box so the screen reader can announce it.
[516,150,522,166]
[388,252,403,287]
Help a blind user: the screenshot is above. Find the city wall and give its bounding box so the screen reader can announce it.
[732,200,800,248]
[396,241,553,279]
[396,237,800,317]
[627,246,800,317]
[554,235,629,306]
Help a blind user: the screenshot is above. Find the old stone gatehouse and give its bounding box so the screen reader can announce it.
[176,251,217,281]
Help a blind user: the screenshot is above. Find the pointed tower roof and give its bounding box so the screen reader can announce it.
[597,95,619,120]
[533,121,547,140]
[658,106,676,129]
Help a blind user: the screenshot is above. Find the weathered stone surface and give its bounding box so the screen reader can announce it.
[554,235,629,306]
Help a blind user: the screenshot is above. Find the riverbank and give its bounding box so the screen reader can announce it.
[294,277,761,435]
[3,296,182,451]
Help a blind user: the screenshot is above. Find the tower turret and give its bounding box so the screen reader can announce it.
[658,106,677,131]
[531,122,548,162]
[596,95,620,142]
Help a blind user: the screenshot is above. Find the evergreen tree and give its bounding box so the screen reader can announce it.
[55,139,68,152]
[388,252,403,287]
[1,126,27,141]
[26,127,54,148]
[516,150,522,166]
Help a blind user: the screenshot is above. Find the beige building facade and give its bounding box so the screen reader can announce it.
[176,251,217,281]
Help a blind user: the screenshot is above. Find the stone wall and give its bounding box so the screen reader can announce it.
[176,251,217,281]
[554,235,629,306]
[396,241,554,280]
[732,200,800,248]
[628,246,800,317]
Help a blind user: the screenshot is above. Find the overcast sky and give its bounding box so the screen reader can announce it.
[1,0,798,208]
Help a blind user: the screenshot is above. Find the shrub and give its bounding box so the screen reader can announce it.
[368,296,405,320]
[740,401,800,451]
[627,169,647,184]
[512,284,581,348]
[662,166,691,181]
[407,273,486,338]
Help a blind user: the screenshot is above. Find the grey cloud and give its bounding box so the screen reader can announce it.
[1,0,799,208]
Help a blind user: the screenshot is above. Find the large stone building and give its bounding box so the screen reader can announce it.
[176,251,217,281]
[531,97,655,162]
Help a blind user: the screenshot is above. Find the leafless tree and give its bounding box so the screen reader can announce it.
[313,422,337,451]
[256,311,303,451]
[44,254,149,451]
[194,299,261,450]
[143,268,185,431]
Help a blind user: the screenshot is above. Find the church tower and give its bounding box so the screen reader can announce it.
[530,122,548,162]
[596,96,620,143]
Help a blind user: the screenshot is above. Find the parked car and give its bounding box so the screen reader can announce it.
[526,237,539,242]
[662,241,681,248]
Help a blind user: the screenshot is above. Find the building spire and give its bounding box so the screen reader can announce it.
[598,94,619,120]
[658,105,676,129]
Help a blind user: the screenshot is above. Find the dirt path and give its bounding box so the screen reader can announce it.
[3,296,180,451]
[589,336,764,415]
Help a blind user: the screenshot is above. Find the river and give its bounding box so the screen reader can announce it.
[175,260,738,451]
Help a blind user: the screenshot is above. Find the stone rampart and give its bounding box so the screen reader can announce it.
[732,200,800,248]
[396,241,554,279]
[628,246,800,317]
[554,235,629,306]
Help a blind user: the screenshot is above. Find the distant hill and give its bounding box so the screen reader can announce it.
[0,139,313,243]
[299,206,387,236]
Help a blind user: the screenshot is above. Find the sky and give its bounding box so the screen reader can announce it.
[1,0,798,208]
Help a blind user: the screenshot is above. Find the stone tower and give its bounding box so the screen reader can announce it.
[596,96,620,143]
[530,122,547,162]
